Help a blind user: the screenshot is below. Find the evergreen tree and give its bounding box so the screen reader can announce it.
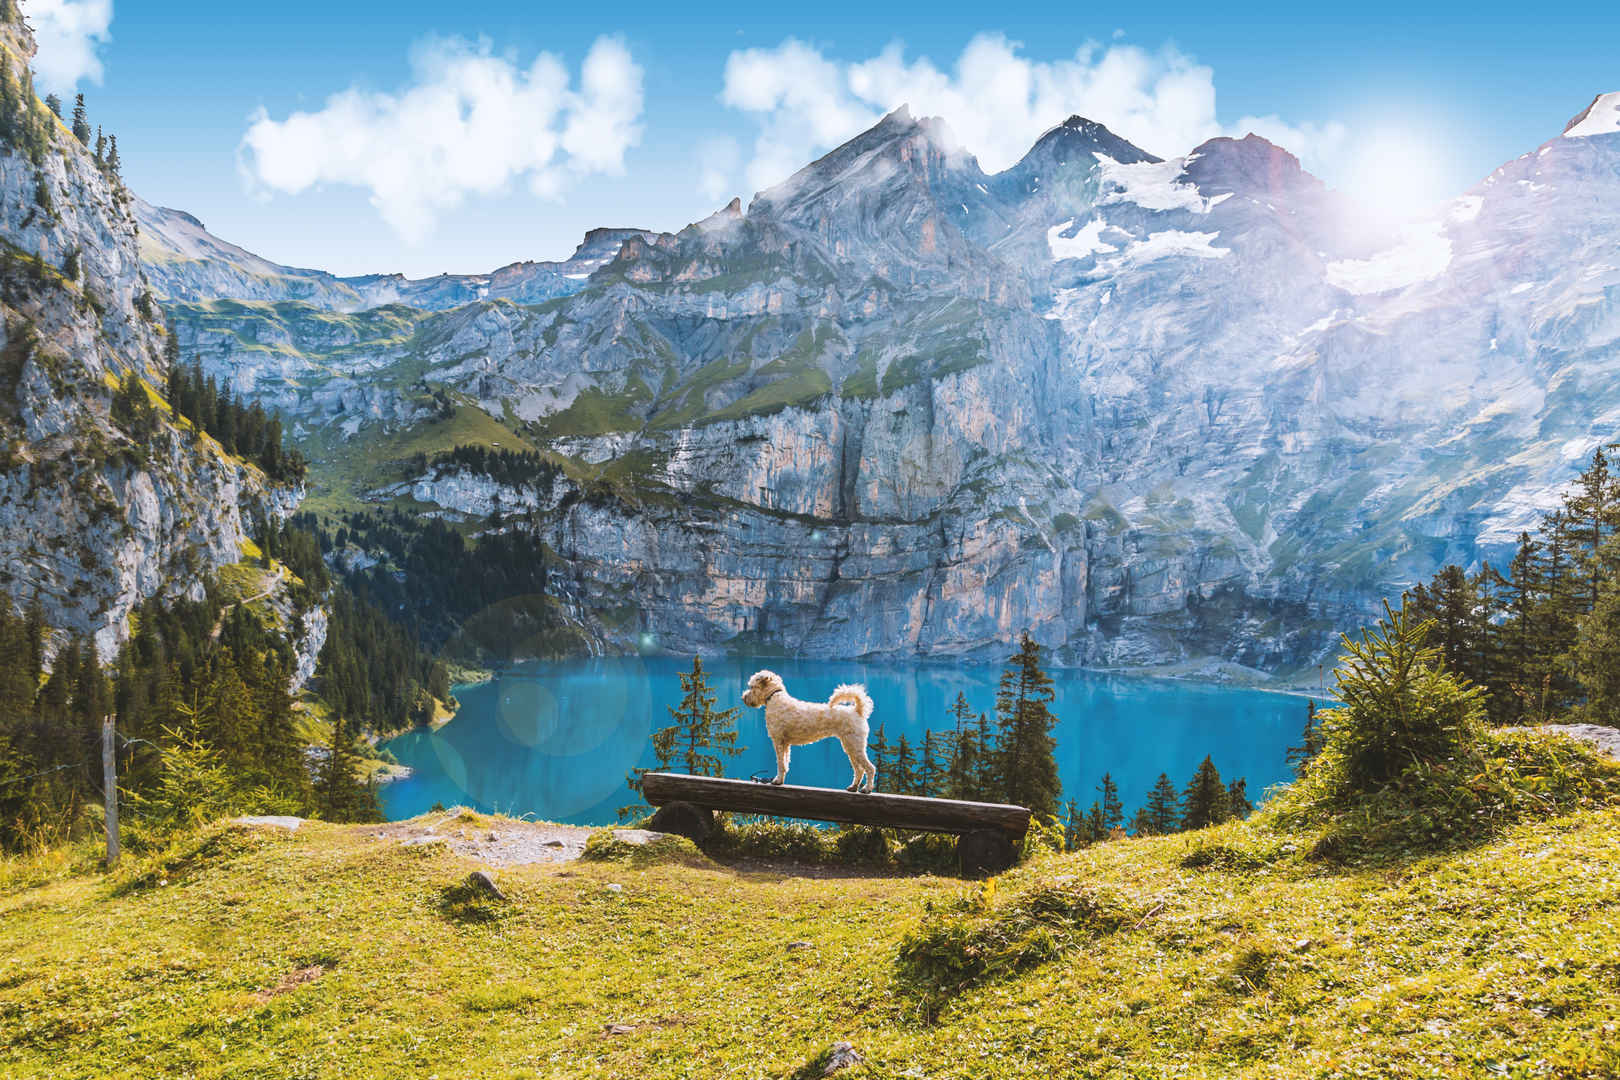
[70,93,90,144]
[917,730,947,798]
[1062,799,1090,850]
[665,656,743,777]
[1226,777,1253,820]
[891,734,918,796]
[1564,447,1616,615]
[44,93,60,117]
[315,717,379,823]
[1137,772,1180,835]
[868,724,890,790]
[992,631,1061,816]
[1180,755,1228,831]
[1572,580,1620,726]
[1326,599,1485,792]
[971,711,997,798]
[942,692,978,799]
[1096,772,1124,833]
[1287,699,1323,776]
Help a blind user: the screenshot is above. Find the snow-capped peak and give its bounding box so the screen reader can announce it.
[1564,92,1620,138]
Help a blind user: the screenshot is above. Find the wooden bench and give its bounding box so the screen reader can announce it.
[638,772,1031,876]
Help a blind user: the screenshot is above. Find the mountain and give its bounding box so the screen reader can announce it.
[144,97,1620,676]
[0,9,308,660]
[137,199,654,312]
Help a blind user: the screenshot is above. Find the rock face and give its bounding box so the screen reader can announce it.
[147,101,1620,677]
[0,10,293,658]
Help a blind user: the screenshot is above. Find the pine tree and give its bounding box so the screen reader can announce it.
[628,657,743,803]
[1180,756,1228,831]
[943,692,978,799]
[1327,599,1485,791]
[993,631,1061,816]
[1096,773,1124,833]
[891,735,917,796]
[1137,773,1180,835]
[1564,448,1617,615]
[1286,698,1325,777]
[917,730,947,798]
[868,723,890,790]
[316,717,379,823]
[1226,777,1252,820]
[1062,799,1089,850]
[1572,579,1620,725]
[971,711,997,798]
[44,93,60,117]
[70,93,90,144]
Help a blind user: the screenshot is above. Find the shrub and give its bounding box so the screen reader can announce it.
[896,832,958,873]
[832,825,893,866]
[703,819,832,863]
[1266,726,1620,862]
[1327,600,1485,791]
[895,877,1139,1008]
[581,829,705,867]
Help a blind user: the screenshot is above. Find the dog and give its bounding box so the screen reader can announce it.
[741,670,876,792]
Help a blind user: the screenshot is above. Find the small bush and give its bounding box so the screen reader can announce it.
[896,877,1139,1008]
[703,820,833,863]
[832,825,893,866]
[1021,815,1066,860]
[1266,727,1620,862]
[896,833,958,873]
[581,829,705,866]
[436,878,507,924]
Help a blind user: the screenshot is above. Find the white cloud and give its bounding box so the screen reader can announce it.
[714,34,1352,197]
[239,35,643,244]
[21,0,113,94]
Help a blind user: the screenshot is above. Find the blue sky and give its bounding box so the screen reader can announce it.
[22,0,1620,277]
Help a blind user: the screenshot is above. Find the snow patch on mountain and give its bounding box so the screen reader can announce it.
[1325,222,1453,295]
[1046,218,1117,261]
[1119,230,1230,264]
[1096,157,1223,213]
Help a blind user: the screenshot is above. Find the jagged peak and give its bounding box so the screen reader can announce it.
[1564,92,1620,138]
[1181,133,1320,196]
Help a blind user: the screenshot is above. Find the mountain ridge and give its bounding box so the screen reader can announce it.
[138,98,1620,674]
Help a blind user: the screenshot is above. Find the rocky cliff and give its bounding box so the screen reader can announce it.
[0,9,297,660]
[144,103,1620,677]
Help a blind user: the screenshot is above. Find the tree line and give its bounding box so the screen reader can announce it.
[162,347,307,483]
[1401,447,1620,726]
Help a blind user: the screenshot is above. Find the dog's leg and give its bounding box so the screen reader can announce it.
[858,745,877,793]
[837,736,863,792]
[772,742,789,785]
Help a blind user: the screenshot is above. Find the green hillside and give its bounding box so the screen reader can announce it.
[4,803,1618,1079]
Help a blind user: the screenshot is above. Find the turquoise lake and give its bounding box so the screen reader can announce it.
[378,656,1323,825]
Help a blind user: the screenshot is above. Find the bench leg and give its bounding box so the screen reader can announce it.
[646,801,715,845]
[957,828,1017,878]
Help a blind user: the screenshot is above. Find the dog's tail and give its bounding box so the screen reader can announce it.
[828,684,874,721]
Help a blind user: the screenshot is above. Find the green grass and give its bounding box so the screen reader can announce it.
[298,402,535,517]
[4,802,1620,1078]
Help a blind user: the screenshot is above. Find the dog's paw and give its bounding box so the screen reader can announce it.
[845,783,859,792]
[770,777,784,786]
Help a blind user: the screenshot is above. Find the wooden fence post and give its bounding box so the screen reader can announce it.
[102,715,119,869]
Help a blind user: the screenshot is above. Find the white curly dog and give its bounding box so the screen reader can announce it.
[741,669,877,792]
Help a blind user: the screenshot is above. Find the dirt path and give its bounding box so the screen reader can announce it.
[210,565,287,642]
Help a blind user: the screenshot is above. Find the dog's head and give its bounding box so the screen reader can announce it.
[741,669,783,708]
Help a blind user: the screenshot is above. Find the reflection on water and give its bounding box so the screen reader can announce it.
[379,655,1319,825]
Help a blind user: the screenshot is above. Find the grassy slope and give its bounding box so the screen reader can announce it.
[3,809,1618,1079]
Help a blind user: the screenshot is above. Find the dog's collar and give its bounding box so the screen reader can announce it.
[762,687,783,704]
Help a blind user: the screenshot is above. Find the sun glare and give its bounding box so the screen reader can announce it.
[1338,128,1453,225]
